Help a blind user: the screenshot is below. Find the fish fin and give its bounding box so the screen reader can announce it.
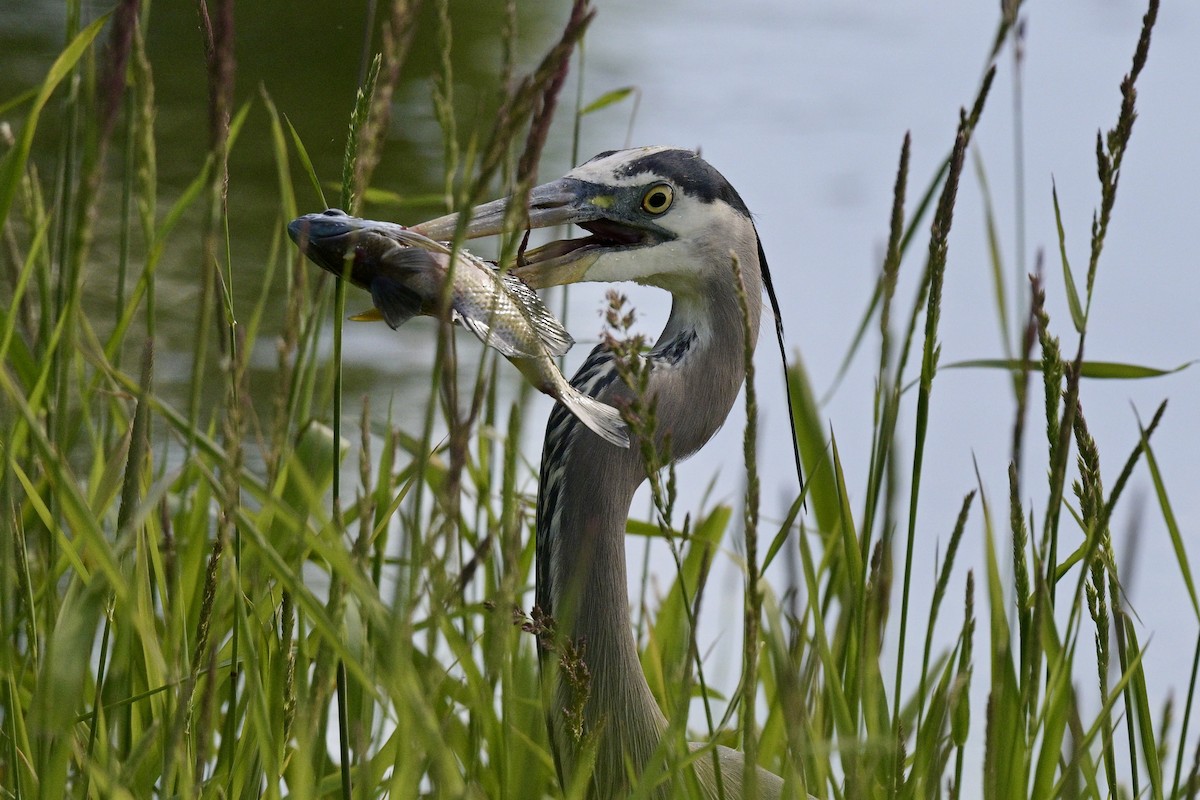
[369,275,423,329]
[349,307,385,322]
[501,272,574,356]
[455,312,532,358]
[557,389,630,448]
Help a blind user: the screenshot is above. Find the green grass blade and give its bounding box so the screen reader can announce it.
[972,147,1012,358]
[786,355,839,535]
[579,85,636,115]
[1122,618,1165,799]
[0,14,110,226]
[941,357,1194,380]
[1051,179,1086,332]
[285,113,328,209]
[1136,413,1199,621]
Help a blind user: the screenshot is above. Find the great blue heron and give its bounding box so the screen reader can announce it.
[414,146,788,799]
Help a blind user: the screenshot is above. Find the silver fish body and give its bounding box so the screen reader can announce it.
[288,209,629,448]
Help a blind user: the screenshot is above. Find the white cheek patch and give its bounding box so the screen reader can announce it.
[687,199,752,243]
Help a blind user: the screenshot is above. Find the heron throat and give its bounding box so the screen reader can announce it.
[534,259,763,797]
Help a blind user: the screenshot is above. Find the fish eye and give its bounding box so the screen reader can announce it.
[640,183,674,215]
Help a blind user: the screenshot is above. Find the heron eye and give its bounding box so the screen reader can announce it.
[640,183,674,215]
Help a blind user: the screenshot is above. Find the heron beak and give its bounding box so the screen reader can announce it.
[410,178,648,289]
[411,179,591,239]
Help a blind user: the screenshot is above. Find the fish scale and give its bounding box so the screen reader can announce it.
[288,209,629,448]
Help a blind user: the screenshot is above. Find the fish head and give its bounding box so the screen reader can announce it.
[288,209,431,289]
[289,209,372,286]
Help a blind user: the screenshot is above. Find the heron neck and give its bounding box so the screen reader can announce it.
[537,340,664,791]
[537,269,762,796]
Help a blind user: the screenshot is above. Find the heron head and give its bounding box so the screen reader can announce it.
[411,146,761,292]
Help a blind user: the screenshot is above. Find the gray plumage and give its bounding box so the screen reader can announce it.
[414,147,794,799]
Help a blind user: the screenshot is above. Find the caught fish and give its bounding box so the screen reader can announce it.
[288,209,629,448]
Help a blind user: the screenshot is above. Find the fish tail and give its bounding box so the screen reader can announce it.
[559,389,630,449]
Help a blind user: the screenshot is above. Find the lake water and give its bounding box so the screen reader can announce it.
[3,0,1197,790]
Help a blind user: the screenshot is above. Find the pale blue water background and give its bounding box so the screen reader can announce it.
[576,0,1200,788]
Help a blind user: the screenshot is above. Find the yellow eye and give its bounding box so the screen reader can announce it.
[640,183,674,215]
